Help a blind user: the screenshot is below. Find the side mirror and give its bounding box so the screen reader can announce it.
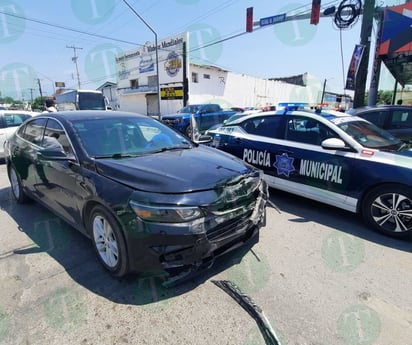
[37,148,76,161]
[321,138,347,150]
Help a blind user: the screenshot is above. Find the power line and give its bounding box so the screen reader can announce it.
[0,10,140,46]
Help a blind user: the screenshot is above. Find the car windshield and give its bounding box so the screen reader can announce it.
[225,114,245,123]
[72,116,192,158]
[178,105,200,113]
[336,119,402,150]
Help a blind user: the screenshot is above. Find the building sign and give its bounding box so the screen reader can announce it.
[115,32,188,91]
[161,87,184,100]
[164,51,182,77]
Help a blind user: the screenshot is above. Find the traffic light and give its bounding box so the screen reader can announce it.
[310,0,321,25]
[246,7,253,32]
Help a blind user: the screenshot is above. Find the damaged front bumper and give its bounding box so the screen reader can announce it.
[126,180,268,286]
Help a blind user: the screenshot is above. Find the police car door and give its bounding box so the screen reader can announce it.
[270,115,356,210]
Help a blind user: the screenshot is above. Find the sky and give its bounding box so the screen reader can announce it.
[0,0,405,101]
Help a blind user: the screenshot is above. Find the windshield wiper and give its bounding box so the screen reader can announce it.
[93,153,139,159]
[397,141,412,152]
[147,144,193,153]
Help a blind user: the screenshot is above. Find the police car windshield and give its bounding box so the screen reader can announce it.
[337,120,402,149]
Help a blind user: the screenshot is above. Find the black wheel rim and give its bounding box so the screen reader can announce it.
[371,192,412,233]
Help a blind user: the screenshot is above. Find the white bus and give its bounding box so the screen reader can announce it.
[56,89,110,111]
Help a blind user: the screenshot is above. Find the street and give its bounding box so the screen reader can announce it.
[0,162,411,345]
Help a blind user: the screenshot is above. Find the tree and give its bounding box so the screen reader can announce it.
[364,90,394,105]
[377,90,393,105]
[0,96,15,104]
[31,97,48,111]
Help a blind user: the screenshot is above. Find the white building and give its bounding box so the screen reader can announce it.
[116,32,326,115]
[97,81,119,110]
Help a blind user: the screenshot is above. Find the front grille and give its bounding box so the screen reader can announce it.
[207,211,253,241]
[162,119,178,125]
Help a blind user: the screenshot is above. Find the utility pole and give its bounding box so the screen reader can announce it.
[28,88,35,103]
[368,7,384,106]
[37,78,43,99]
[66,45,83,89]
[353,0,375,108]
[122,0,161,118]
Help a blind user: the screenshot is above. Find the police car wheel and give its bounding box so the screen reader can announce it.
[362,185,412,238]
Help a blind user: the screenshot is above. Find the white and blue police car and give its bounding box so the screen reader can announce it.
[209,106,412,239]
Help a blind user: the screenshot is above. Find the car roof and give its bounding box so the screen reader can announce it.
[348,105,412,114]
[37,110,147,121]
[222,108,351,126]
[0,110,38,115]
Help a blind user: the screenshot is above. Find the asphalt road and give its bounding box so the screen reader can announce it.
[0,162,411,345]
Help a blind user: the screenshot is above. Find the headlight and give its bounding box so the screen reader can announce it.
[129,201,203,223]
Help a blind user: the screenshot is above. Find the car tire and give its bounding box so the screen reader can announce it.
[89,205,129,277]
[362,184,412,238]
[8,165,29,204]
[185,124,192,138]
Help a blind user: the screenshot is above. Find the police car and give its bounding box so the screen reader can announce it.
[209,106,412,239]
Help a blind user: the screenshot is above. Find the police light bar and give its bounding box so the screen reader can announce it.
[277,102,309,111]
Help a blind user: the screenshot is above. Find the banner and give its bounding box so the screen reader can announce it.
[345,44,365,90]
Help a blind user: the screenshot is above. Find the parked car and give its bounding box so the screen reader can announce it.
[162,103,236,136]
[0,110,37,159]
[5,111,268,283]
[347,105,412,141]
[208,107,412,239]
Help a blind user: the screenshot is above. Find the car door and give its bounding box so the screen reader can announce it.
[12,117,48,195]
[218,115,284,161]
[34,118,85,226]
[274,116,358,203]
[198,105,219,132]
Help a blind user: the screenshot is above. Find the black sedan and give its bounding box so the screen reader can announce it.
[348,105,412,141]
[5,111,268,282]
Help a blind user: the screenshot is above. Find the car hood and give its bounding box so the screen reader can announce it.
[162,112,191,118]
[94,146,254,193]
[391,149,412,158]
